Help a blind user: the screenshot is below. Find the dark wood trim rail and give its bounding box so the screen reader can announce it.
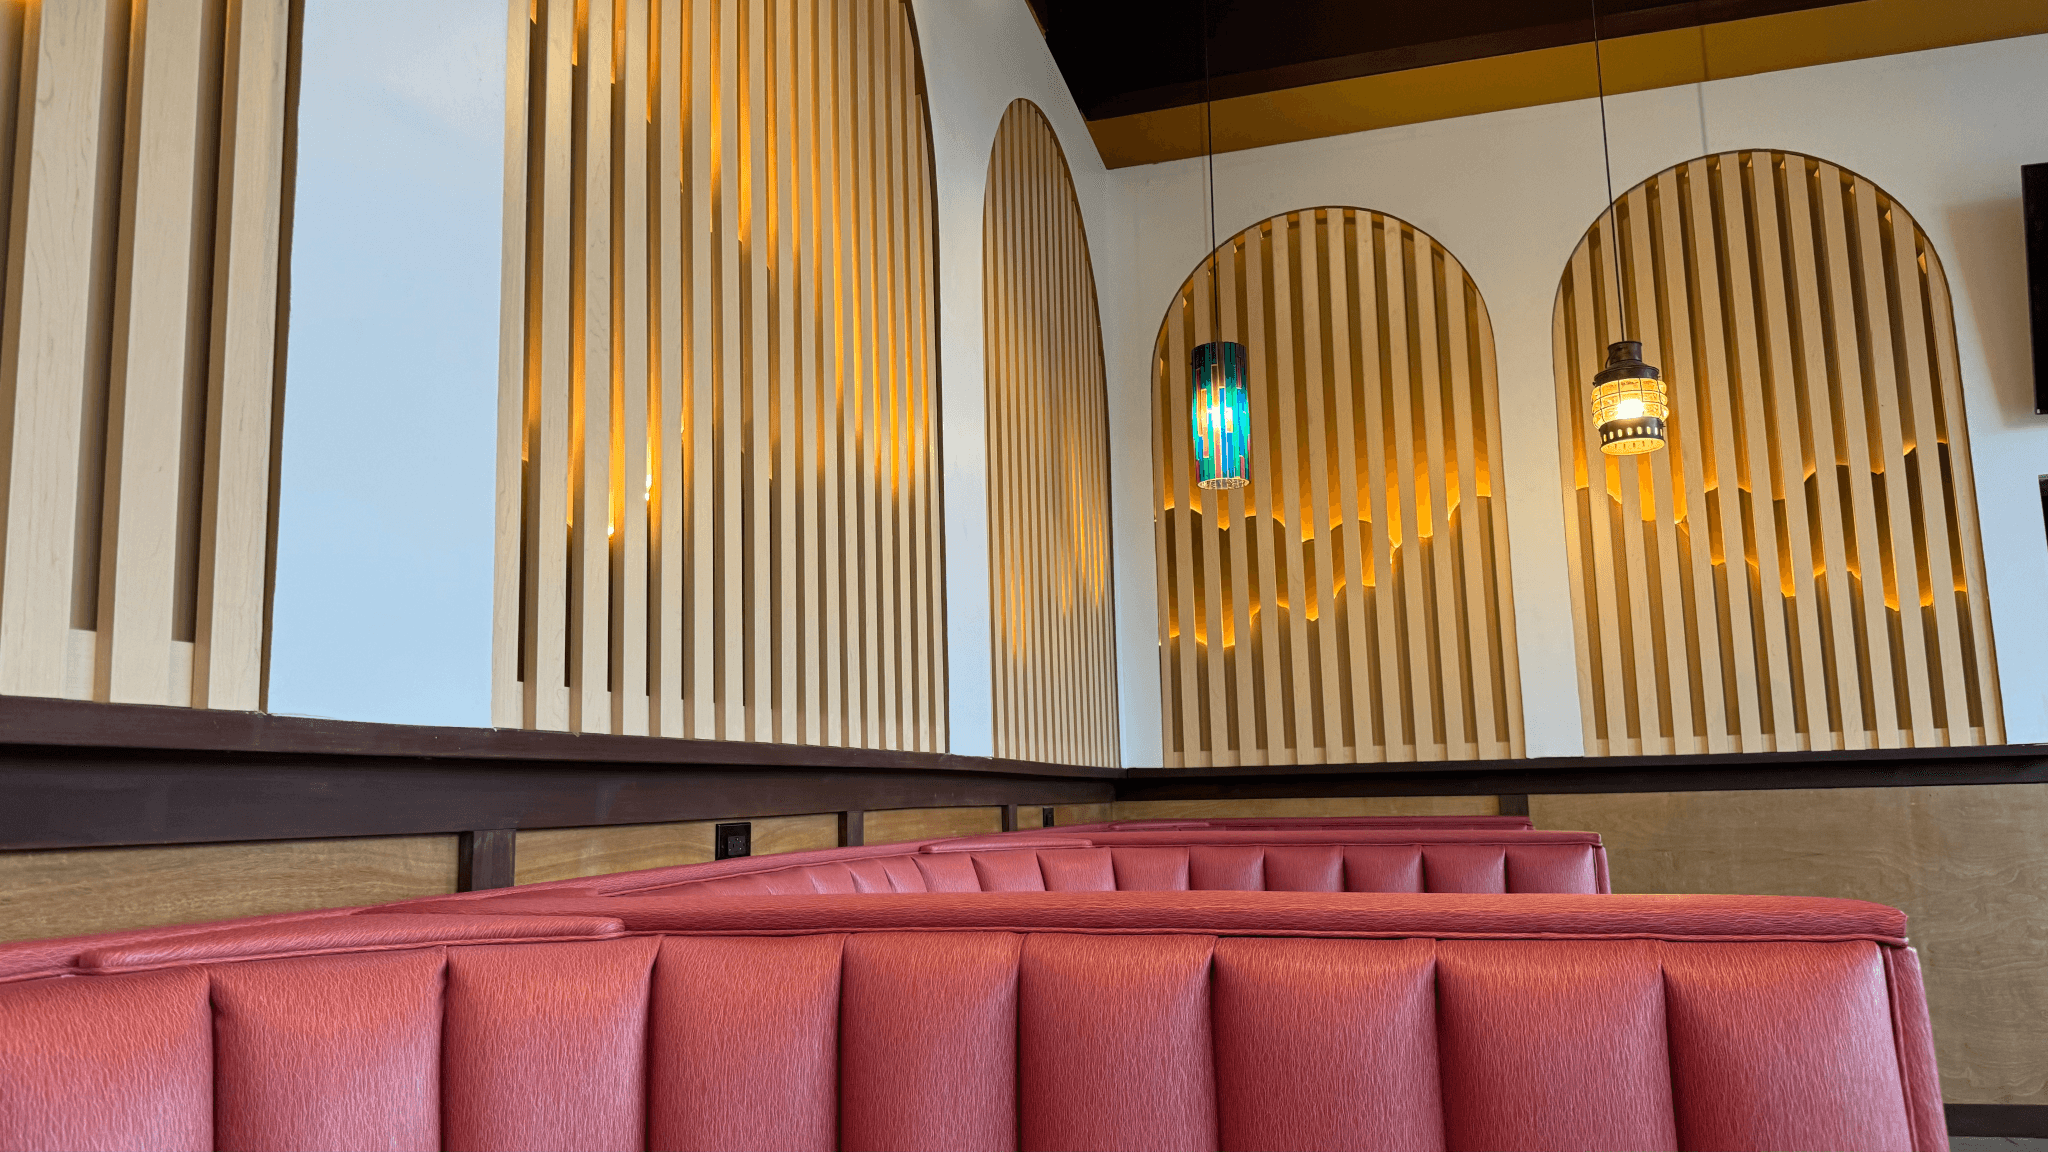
[1947,1104,2048,1138]
[1122,743,2048,802]
[0,695,1117,854]
[0,749,1115,852]
[4,695,2045,858]
[456,830,516,891]
[0,695,1115,779]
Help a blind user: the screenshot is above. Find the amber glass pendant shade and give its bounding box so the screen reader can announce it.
[1191,340,1251,489]
[1591,340,1667,455]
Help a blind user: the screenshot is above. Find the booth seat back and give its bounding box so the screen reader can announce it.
[519,829,1610,900]
[0,829,1607,983]
[0,892,1942,1152]
[1051,815,1535,832]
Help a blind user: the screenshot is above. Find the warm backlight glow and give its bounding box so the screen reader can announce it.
[1591,375,1668,456]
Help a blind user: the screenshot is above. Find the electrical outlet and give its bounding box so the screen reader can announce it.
[1041,806,1056,828]
[714,822,752,860]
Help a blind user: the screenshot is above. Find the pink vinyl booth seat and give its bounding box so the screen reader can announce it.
[0,891,1944,1152]
[413,826,1612,905]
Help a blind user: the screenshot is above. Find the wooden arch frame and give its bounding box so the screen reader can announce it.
[981,98,1119,768]
[1149,206,1523,769]
[1551,149,2001,756]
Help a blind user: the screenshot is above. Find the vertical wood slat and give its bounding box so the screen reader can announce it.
[1297,212,1339,760]
[193,0,290,711]
[616,0,651,737]
[528,0,575,731]
[100,0,212,705]
[685,0,714,739]
[499,0,943,750]
[1243,224,1283,761]
[492,0,535,727]
[981,99,1119,769]
[651,0,684,738]
[1554,151,2002,755]
[1151,207,1523,769]
[0,0,118,699]
[0,0,296,709]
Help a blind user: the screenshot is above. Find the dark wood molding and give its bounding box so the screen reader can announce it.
[2,694,2042,855]
[456,830,515,892]
[1123,744,2048,802]
[839,810,865,848]
[0,694,1118,781]
[1947,1103,2048,1138]
[0,751,1114,852]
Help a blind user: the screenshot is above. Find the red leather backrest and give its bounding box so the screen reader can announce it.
[608,833,1609,899]
[0,894,1945,1152]
[213,950,443,1151]
[0,967,212,1151]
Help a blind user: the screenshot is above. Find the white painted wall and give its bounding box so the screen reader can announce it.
[1101,33,2048,760]
[269,0,506,727]
[907,0,1115,758]
[267,5,2045,757]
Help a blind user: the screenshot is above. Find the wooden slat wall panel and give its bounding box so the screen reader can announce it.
[982,100,1118,769]
[498,0,944,750]
[1151,208,1523,769]
[1553,151,2001,755]
[0,0,298,710]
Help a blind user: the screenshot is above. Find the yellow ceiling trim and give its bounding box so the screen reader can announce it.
[1087,0,2048,169]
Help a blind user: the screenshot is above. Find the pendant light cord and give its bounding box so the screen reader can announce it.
[1694,0,1711,155]
[1201,0,1220,339]
[1590,0,1626,343]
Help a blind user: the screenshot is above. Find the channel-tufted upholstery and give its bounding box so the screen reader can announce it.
[0,825,1605,985]
[420,827,1609,903]
[0,891,1945,1152]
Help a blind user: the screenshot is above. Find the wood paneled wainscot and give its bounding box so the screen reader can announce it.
[514,813,843,885]
[0,835,456,944]
[1534,784,2048,1105]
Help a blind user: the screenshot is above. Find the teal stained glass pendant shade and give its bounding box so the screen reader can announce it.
[1191,340,1251,489]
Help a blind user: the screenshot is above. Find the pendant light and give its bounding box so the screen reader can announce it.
[1191,0,1250,490]
[1587,0,1668,456]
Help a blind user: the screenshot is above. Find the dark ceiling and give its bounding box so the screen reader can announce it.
[1024,0,1859,121]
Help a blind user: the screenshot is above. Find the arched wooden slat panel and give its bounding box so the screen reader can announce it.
[982,99,1118,769]
[1152,208,1523,768]
[1553,150,2000,755]
[497,0,945,751]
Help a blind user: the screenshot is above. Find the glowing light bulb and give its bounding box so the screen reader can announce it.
[1614,396,1646,420]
